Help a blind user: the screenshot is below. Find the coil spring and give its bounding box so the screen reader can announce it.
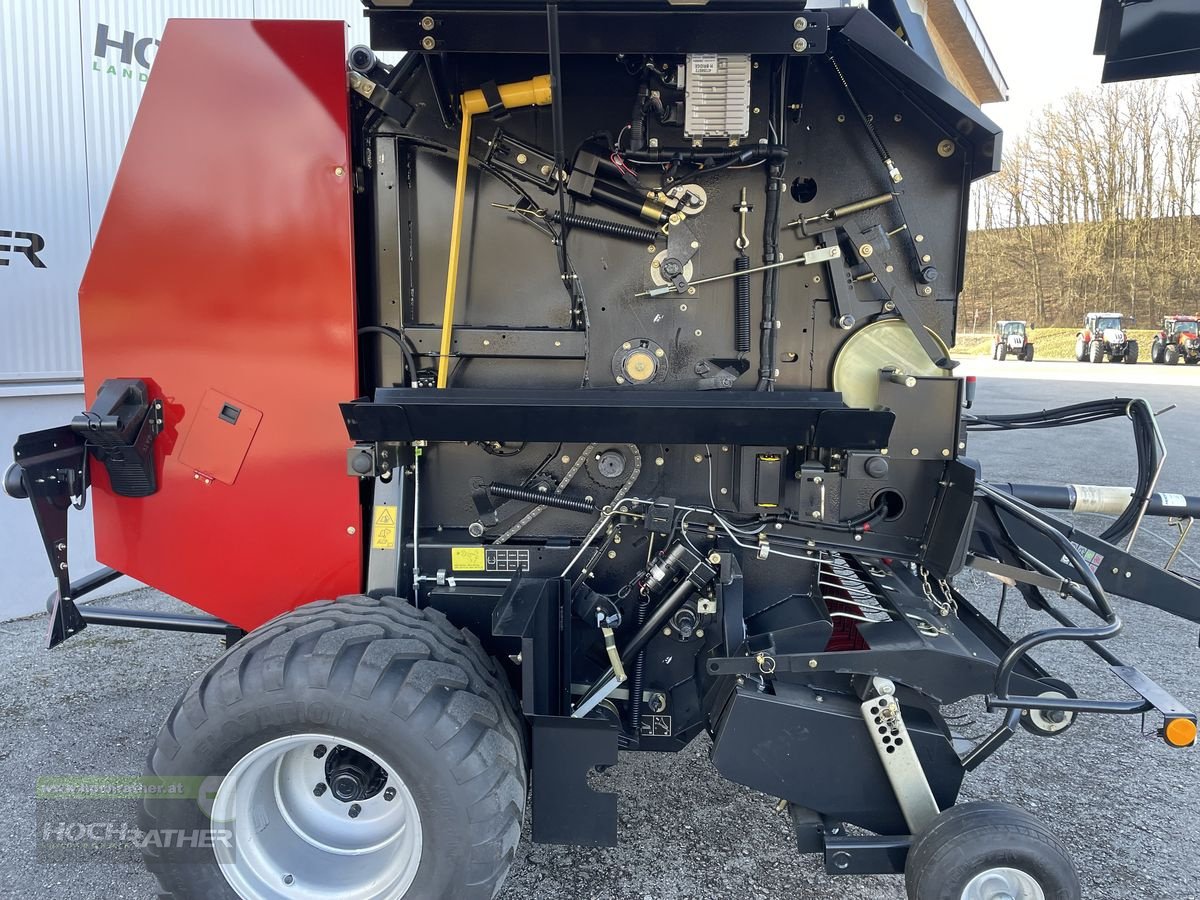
[734,253,752,353]
[628,592,650,740]
[488,482,597,514]
[546,210,659,244]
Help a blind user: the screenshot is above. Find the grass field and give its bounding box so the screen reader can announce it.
[954,327,1159,359]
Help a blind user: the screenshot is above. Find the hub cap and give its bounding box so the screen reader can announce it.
[211,733,422,899]
[960,866,1046,900]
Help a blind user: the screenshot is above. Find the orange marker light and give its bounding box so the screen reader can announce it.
[1164,717,1197,748]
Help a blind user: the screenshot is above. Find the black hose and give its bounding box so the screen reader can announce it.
[487,482,596,513]
[358,325,418,386]
[756,161,784,390]
[628,592,649,739]
[546,210,659,243]
[734,254,751,354]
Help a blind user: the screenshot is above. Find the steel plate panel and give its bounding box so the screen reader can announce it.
[79,18,360,628]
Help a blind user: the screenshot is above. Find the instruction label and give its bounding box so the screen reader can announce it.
[640,715,672,737]
[371,505,397,550]
[451,547,486,571]
[486,548,530,573]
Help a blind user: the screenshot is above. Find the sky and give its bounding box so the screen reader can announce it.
[969,0,1194,141]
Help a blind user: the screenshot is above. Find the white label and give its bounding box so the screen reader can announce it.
[1158,492,1187,508]
[689,54,720,74]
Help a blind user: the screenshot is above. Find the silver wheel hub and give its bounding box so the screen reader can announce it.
[961,866,1046,900]
[211,733,422,899]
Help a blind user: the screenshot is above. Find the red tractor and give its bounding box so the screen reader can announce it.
[1075,312,1137,364]
[991,320,1034,361]
[1150,315,1200,365]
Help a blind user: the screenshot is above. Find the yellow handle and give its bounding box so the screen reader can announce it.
[437,75,553,389]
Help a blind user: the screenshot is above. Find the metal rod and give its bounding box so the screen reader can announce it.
[619,577,699,667]
[635,245,841,298]
[80,607,231,635]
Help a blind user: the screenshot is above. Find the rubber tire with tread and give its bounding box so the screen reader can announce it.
[141,595,527,900]
[1165,344,1180,365]
[1151,337,1164,364]
[1123,340,1138,364]
[1023,344,1034,362]
[1089,340,1105,363]
[905,801,1080,900]
[1074,337,1087,361]
[997,343,1007,361]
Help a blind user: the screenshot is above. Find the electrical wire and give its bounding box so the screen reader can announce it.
[357,325,418,386]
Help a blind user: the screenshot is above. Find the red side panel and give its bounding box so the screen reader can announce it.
[79,19,361,629]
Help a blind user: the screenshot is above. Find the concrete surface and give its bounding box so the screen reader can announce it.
[2,368,1199,899]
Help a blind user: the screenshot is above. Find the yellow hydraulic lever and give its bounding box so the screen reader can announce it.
[437,75,553,388]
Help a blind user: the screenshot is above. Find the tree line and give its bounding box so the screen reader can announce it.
[960,77,1200,333]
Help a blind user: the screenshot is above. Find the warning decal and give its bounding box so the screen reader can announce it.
[371,505,397,550]
[452,547,486,571]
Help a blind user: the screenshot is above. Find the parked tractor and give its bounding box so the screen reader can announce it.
[992,320,1034,361]
[5,3,1200,899]
[1150,315,1200,365]
[1075,312,1138,364]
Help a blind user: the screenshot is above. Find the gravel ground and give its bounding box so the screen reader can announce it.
[1,369,1198,899]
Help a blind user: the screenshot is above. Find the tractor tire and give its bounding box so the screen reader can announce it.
[1089,340,1105,363]
[991,343,999,360]
[141,596,527,900]
[1074,337,1087,361]
[1124,341,1138,364]
[997,343,1007,361]
[1023,344,1034,362]
[1165,345,1180,365]
[905,801,1080,900]
[1151,338,1164,364]
[1186,355,1199,366]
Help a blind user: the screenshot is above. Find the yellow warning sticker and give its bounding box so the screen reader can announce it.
[451,547,486,571]
[371,505,397,550]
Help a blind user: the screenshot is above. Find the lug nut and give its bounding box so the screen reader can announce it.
[349,803,362,818]
[384,787,396,802]
[313,745,327,759]
[313,783,327,797]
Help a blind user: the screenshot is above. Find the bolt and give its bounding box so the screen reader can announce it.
[482,339,490,346]
[663,627,673,636]
[894,113,903,123]
[561,455,571,464]
[334,166,345,177]
[420,35,436,50]
[649,137,659,148]
[607,550,617,559]
[690,240,699,249]
[813,275,821,284]
[859,243,874,258]
[688,287,697,295]
[680,303,688,311]
[647,244,656,254]
[314,745,328,759]
[283,874,295,885]
[655,456,665,466]
[915,234,925,243]
[811,510,821,519]
[808,659,818,669]
[794,16,808,30]
[654,347,665,358]
[941,449,950,457]
[922,286,933,296]
[516,153,528,165]
[836,113,846,123]
[911,448,920,456]
[615,376,626,384]
[347,526,356,535]
[420,15,435,30]
[348,803,362,818]
[793,37,809,53]
[622,341,632,350]
[922,254,932,263]
[695,329,703,337]
[720,487,728,495]
[708,552,722,564]
[937,139,955,158]
[694,453,704,463]
[554,340,561,347]
[752,107,761,115]
[541,164,553,176]
[696,629,705,638]
[313,783,327,797]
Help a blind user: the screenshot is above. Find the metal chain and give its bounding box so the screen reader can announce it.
[919,565,957,618]
[493,443,597,544]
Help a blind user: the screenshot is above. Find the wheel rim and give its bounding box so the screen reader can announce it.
[960,866,1046,900]
[211,733,422,900]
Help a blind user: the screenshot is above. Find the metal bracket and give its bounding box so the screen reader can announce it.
[859,677,939,834]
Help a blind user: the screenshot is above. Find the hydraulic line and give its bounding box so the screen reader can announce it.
[545,210,659,243]
[619,577,700,668]
[488,482,596,513]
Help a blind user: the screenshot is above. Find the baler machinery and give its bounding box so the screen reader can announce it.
[7,1,1200,898]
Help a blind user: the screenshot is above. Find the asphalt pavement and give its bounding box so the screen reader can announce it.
[2,360,1198,899]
